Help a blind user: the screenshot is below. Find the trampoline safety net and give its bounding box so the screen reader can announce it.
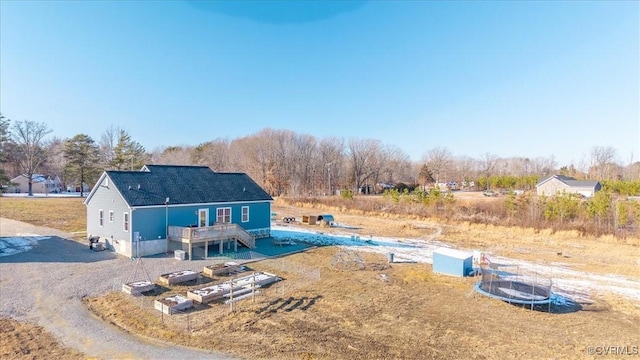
[476,266,552,305]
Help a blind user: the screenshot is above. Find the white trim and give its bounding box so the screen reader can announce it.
[83,172,108,205]
[198,208,210,227]
[99,209,104,227]
[131,199,273,210]
[216,207,232,224]
[241,206,249,222]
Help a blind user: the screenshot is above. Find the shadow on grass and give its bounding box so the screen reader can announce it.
[256,294,323,314]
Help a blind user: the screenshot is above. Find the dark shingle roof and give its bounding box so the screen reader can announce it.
[537,174,600,188]
[106,165,272,207]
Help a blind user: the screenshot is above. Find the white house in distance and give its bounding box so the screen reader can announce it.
[7,174,63,194]
[536,175,602,198]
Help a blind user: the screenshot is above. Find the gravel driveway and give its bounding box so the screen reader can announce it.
[0,218,236,359]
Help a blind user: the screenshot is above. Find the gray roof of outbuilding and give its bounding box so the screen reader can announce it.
[105,165,272,207]
[536,174,600,188]
[563,180,601,187]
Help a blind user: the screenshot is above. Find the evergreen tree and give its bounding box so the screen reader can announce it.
[0,113,12,187]
[109,130,148,170]
[64,134,101,197]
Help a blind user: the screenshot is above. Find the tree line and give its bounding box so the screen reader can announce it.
[1,113,639,197]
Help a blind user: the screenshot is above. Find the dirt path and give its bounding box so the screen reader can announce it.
[0,217,235,359]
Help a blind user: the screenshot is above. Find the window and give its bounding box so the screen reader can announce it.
[109,210,114,223]
[216,207,231,223]
[242,206,249,222]
[99,209,104,227]
[123,212,129,232]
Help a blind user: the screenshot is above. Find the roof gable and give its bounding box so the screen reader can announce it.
[536,175,600,189]
[94,165,272,207]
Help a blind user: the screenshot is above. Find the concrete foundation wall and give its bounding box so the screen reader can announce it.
[111,239,168,258]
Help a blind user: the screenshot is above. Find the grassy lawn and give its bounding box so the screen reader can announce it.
[0,197,86,234]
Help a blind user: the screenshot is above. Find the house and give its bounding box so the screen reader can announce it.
[432,247,474,277]
[66,182,91,193]
[84,165,273,259]
[536,175,602,198]
[7,174,63,194]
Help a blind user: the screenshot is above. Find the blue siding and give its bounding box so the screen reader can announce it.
[433,252,473,277]
[131,201,271,243]
[131,207,167,242]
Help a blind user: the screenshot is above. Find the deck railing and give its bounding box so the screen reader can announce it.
[168,223,255,249]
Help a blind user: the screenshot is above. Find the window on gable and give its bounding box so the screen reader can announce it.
[123,212,129,232]
[99,209,104,227]
[109,210,114,222]
[242,206,249,222]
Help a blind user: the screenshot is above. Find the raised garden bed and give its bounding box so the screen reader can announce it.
[122,281,155,295]
[154,295,193,315]
[187,282,238,303]
[203,262,242,277]
[157,270,198,285]
[187,272,280,304]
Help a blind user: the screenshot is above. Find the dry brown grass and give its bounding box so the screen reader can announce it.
[0,317,85,360]
[3,196,640,359]
[0,197,86,235]
[86,247,640,359]
[277,197,640,278]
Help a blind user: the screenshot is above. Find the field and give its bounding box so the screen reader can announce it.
[0,317,84,360]
[1,196,639,359]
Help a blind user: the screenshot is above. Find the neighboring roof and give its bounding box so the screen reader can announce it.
[563,179,601,188]
[536,175,600,188]
[10,174,57,183]
[89,165,272,207]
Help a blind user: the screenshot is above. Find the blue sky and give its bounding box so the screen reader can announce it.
[1,1,638,167]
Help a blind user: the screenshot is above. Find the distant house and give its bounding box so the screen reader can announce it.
[7,174,63,194]
[84,165,273,259]
[536,175,602,198]
[66,182,91,193]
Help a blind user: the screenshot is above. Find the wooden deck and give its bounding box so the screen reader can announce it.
[168,223,255,260]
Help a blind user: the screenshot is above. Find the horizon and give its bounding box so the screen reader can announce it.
[1,1,638,166]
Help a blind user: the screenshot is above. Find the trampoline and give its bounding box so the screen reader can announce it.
[474,266,552,306]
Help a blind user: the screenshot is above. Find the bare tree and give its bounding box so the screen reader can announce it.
[318,137,345,196]
[191,139,231,171]
[151,145,194,166]
[11,120,52,196]
[588,146,619,180]
[451,155,476,186]
[381,144,411,184]
[99,125,121,168]
[478,153,499,190]
[42,137,67,186]
[347,138,382,193]
[422,147,452,184]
